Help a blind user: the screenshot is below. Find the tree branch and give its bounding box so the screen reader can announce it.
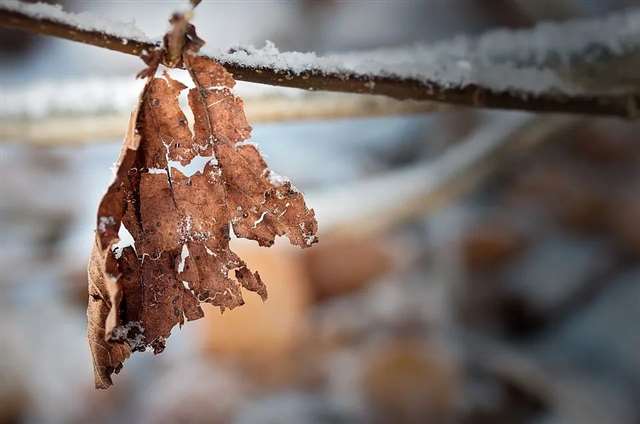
[0,6,154,56]
[1,2,640,118]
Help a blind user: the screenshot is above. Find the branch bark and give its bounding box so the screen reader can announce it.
[1,4,639,118]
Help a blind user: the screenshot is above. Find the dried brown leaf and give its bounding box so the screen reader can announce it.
[87,55,317,388]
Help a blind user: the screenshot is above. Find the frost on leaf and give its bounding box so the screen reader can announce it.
[87,56,318,389]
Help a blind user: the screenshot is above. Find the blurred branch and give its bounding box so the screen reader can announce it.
[0,92,445,146]
[315,115,581,238]
[1,3,640,117]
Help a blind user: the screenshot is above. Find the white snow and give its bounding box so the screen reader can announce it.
[0,0,151,42]
[3,0,640,100]
[208,9,640,95]
[97,215,115,233]
[266,169,290,187]
[110,321,145,349]
[235,140,266,156]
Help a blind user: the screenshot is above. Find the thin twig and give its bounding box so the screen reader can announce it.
[1,4,639,118]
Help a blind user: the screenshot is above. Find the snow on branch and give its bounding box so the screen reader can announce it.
[0,0,149,41]
[2,0,640,117]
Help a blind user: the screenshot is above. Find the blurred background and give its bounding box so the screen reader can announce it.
[2,1,640,423]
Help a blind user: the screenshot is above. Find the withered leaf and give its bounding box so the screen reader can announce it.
[88,55,317,389]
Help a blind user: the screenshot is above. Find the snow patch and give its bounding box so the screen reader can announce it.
[0,0,150,42]
[207,8,640,96]
[147,167,167,175]
[3,2,640,105]
[111,321,145,350]
[97,216,115,233]
[267,169,290,187]
[177,215,210,242]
